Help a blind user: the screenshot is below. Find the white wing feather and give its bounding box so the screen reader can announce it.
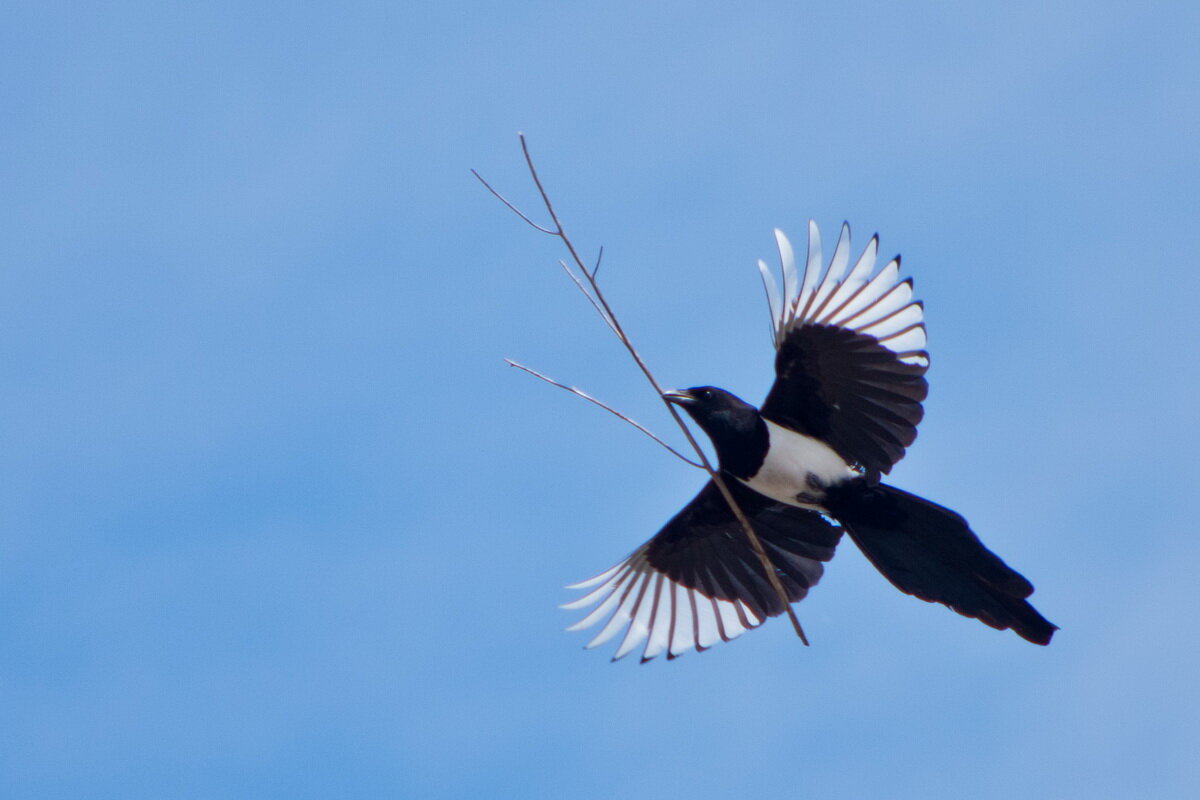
[765,223,925,366]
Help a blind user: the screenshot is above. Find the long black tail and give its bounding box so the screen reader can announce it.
[825,482,1057,645]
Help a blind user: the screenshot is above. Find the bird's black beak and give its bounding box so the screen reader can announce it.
[662,389,696,407]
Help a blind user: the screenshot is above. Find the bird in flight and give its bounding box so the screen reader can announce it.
[564,222,1056,661]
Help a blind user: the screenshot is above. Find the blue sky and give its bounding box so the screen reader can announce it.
[3,1,1199,797]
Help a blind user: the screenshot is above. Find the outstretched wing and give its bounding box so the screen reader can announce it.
[758,222,929,480]
[563,479,843,662]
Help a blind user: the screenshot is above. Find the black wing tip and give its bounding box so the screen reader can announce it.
[1013,611,1058,646]
[961,597,1058,645]
[936,598,1058,646]
[1012,623,1060,647]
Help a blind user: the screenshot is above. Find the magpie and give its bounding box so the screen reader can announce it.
[563,221,1056,661]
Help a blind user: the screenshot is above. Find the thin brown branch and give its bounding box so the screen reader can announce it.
[505,360,703,468]
[483,133,810,645]
[557,260,618,335]
[516,134,592,280]
[470,168,556,235]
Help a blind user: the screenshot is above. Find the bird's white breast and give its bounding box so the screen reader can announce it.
[740,420,857,509]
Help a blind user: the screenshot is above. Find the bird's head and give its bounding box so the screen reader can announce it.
[663,386,766,475]
[662,385,752,419]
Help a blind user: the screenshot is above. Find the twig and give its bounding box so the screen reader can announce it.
[558,261,618,335]
[505,360,703,468]
[471,168,555,234]
[477,134,810,645]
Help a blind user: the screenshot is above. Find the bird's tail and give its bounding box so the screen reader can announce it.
[826,483,1057,645]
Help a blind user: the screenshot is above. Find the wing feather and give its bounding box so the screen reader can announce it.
[760,223,929,478]
[564,479,844,661]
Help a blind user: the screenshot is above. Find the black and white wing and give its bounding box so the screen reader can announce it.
[758,222,929,480]
[563,479,843,662]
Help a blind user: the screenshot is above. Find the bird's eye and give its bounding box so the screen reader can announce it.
[701,389,713,399]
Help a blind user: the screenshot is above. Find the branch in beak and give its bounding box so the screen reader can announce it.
[662,389,697,407]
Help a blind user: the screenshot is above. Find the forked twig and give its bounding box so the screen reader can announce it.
[558,261,618,335]
[471,169,556,235]
[505,360,703,468]
[476,134,810,645]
